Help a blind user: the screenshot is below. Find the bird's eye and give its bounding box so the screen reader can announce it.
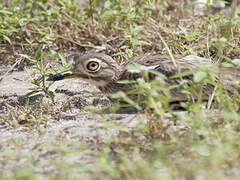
[85,61,101,72]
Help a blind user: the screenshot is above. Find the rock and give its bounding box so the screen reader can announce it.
[0,71,39,112]
[0,71,35,97]
[49,78,111,112]
[0,70,111,113]
[193,0,231,15]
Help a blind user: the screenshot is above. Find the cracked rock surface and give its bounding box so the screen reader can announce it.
[0,69,111,112]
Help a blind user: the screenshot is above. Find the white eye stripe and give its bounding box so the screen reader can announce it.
[146,65,161,69]
[87,58,102,63]
[127,64,160,73]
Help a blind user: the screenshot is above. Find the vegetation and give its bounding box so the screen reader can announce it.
[1,0,240,179]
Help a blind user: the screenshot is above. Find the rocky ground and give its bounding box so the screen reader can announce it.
[0,65,190,178]
[0,66,136,176]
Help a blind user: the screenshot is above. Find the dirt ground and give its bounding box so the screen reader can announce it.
[0,65,189,178]
[0,66,135,177]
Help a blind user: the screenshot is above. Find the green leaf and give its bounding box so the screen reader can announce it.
[59,54,67,66]
[26,90,42,97]
[19,54,36,62]
[2,34,12,44]
[19,18,28,26]
[170,70,195,79]
[193,71,207,83]
[46,90,55,98]
[109,91,141,110]
[117,80,136,84]
[34,46,43,61]
[0,10,13,15]
[221,62,234,68]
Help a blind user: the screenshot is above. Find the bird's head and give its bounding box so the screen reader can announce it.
[47,53,123,87]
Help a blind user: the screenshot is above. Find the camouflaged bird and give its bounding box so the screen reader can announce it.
[47,53,240,103]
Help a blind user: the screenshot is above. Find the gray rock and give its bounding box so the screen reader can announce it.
[0,70,111,113]
[0,71,35,97]
[193,0,232,15]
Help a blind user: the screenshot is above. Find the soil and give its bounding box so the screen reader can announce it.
[0,65,189,178]
[0,66,146,177]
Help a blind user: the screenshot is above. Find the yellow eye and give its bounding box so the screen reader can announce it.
[86,61,100,72]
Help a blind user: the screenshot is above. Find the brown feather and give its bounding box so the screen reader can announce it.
[49,53,240,104]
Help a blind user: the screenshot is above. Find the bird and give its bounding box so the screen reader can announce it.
[47,53,240,106]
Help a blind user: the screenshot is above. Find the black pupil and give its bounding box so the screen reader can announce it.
[88,62,98,70]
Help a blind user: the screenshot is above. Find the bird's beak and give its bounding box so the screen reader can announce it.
[47,70,76,81]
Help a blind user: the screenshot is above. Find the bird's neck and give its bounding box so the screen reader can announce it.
[98,81,125,94]
[97,66,126,94]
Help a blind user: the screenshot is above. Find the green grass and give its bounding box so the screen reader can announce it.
[1,0,240,179]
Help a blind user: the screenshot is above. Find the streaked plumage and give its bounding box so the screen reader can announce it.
[47,53,240,103]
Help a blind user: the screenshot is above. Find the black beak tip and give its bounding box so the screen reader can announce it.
[46,76,54,81]
[47,73,64,81]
